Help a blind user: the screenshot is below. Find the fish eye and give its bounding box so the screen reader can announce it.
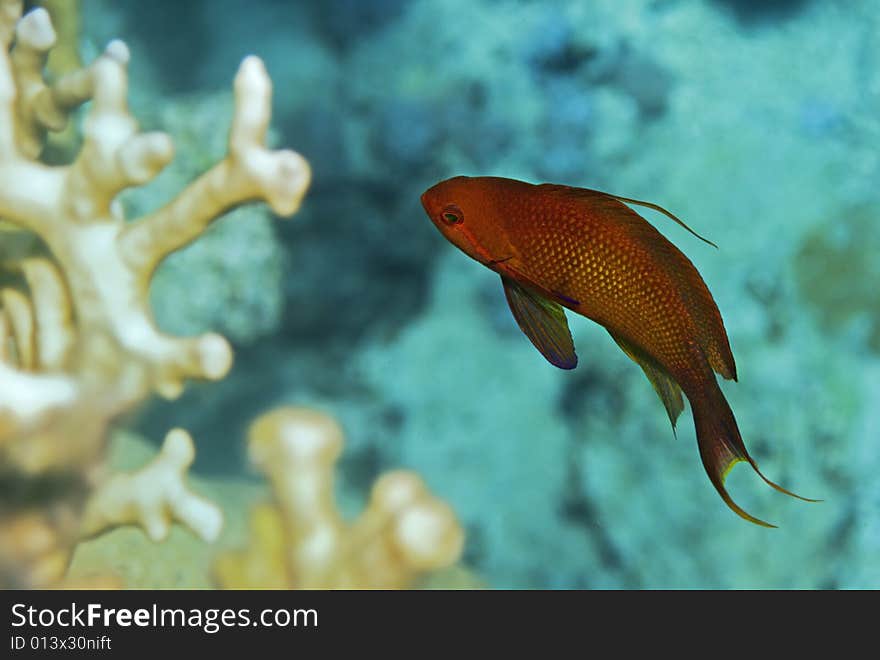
[441,205,463,225]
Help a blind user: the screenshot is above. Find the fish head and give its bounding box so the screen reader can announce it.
[420,176,513,266]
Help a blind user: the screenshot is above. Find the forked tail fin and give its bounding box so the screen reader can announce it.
[691,383,818,528]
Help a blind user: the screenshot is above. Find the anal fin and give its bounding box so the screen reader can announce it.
[608,330,684,431]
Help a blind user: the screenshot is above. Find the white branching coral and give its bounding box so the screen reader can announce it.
[0,3,310,400]
[214,407,465,589]
[80,429,223,543]
[0,0,310,587]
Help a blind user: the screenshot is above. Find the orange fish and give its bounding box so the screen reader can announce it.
[421,175,814,527]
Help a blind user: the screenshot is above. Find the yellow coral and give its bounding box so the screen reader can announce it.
[214,407,466,589]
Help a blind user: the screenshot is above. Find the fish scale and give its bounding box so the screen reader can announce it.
[519,196,691,370]
[421,175,815,526]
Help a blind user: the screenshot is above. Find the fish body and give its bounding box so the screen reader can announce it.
[421,175,811,526]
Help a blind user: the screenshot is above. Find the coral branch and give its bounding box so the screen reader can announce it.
[20,257,74,370]
[10,7,59,157]
[0,360,76,437]
[0,3,22,151]
[214,407,465,589]
[0,258,73,371]
[80,429,223,543]
[247,407,345,584]
[35,0,82,79]
[120,56,311,275]
[1,287,34,367]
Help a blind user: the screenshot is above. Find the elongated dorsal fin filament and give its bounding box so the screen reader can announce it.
[610,194,718,249]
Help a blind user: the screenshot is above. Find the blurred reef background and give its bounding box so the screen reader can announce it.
[66,0,880,587]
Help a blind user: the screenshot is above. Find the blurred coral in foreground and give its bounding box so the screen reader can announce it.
[214,407,465,589]
[0,0,310,587]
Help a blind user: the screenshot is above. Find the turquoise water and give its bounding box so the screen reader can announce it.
[86,0,879,588]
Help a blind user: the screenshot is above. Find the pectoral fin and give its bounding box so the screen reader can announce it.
[501,275,577,370]
[608,330,684,431]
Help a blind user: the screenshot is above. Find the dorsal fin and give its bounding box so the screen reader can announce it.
[606,193,718,249]
[537,183,717,248]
